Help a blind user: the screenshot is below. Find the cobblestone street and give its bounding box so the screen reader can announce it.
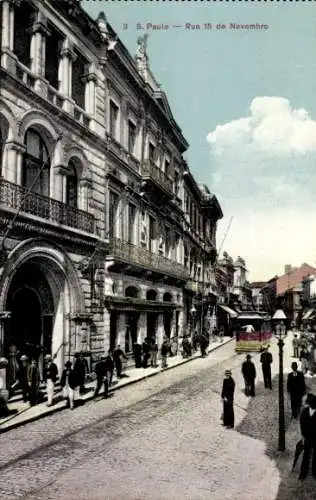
[1,335,315,500]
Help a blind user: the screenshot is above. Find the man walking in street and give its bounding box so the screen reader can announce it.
[27,359,41,407]
[150,338,158,368]
[221,369,235,429]
[160,337,169,369]
[94,356,109,399]
[16,355,30,403]
[299,394,316,480]
[104,349,115,386]
[73,352,86,395]
[60,360,78,410]
[113,345,127,379]
[293,334,300,358]
[142,338,151,368]
[242,354,256,397]
[287,361,306,419]
[43,354,58,407]
[260,346,273,389]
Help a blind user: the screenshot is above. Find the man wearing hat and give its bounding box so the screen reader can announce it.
[221,369,235,428]
[287,361,306,419]
[43,354,58,407]
[60,360,78,410]
[260,345,273,390]
[16,355,30,402]
[241,354,257,397]
[94,355,109,398]
[299,394,316,479]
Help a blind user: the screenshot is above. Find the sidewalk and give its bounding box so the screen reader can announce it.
[0,336,233,434]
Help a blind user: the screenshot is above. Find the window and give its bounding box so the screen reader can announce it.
[66,161,78,207]
[23,129,50,196]
[109,191,119,237]
[149,216,155,252]
[109,100,119,138]
[128,120,137,155]
[72,52,87,109]
[127,203,136,244]
[148,142,156,163]
[45,25,63,89]
[14,3,35,67]
[164,159,170,177]
[140,211,147,248]
[174,170,179,195]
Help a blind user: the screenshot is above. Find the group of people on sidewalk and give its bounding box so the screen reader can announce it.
[220,345,274,429]
[220,332,316,481]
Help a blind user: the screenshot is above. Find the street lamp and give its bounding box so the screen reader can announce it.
[272,308,287,452]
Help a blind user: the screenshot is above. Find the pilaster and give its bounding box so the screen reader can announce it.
[116,312,126,347]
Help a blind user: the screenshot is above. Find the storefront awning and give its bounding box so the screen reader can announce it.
[218,305,238,317]
[302,309,316,321]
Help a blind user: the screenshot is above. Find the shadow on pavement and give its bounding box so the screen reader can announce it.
[235,374,316,500]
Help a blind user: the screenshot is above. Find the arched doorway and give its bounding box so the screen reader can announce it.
[0,240,85,383]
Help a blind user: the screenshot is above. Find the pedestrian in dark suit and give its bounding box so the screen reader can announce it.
[94,356,109,398]
[221,369,235,428]
[133,342,142,368]
[142,338,151,368]
[260,346,273,389]
[242,354,256,397]
[60,361,79,410]
[299,395,316,479]
[287,362,306,419]
[104,350,115,386]
[113,345,127,379]
[27,359,41,407]
[73,352,86,395]
[16,355,30,402]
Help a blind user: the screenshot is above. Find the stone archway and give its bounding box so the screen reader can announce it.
[0,238,86,376]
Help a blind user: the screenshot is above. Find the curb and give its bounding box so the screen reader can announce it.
[0,337,234,434]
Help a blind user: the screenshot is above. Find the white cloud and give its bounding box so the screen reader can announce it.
[207,97,316,280]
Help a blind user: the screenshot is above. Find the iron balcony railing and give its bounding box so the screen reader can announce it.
[0,178,95,234]
[108,237,190,280]
[141,160,173,196]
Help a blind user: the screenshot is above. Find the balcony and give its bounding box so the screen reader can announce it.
[141,161,173,198]
[0,179,95,234]
[107,238,189,280]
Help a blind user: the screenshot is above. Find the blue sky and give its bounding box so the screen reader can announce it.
[84,1,316,281]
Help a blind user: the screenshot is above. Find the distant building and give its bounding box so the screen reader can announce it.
[249,282,266,312]
[261,264,316,325]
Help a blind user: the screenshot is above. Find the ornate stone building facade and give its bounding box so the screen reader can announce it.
[0,0,222,377]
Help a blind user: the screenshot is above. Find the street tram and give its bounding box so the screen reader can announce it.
[234,311,273,353]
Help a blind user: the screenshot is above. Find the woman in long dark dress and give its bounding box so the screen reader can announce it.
[221,369,235,428]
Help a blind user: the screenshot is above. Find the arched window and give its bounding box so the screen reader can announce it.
[163,292,172,302]
[66,161,78,207]
[125,286,139,298]
[146,290,157,301]
[23,128,50,196]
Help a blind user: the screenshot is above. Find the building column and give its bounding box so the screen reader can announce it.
[138,312,146,343]
[52,165,67,202]
[170,311,176,338]
[31,11,50,97]
[1,0,17,73]
[103,309,110,354]
[4,142,25,184]
[58,38,75,114]
[84,64,98,131]
[116,312,126,347]
[156,313,164,347]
